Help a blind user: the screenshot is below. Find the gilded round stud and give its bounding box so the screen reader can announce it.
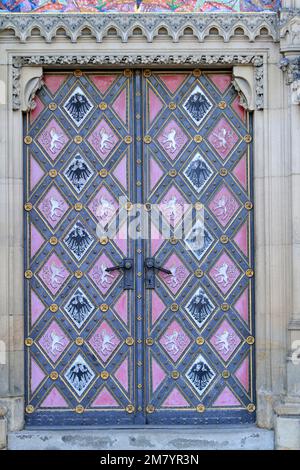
[247,403,256,413]
[193,69,202,77]
[101,371,109,380]
[219,168,228,177]
[194,269,204,278]
[49,236,58,246]
[196,336,205,345]
[218,101,227,109]
[144,135,152,144]
[75,405,84,414]
[194,202,203,211]
[74,70,83,77]
[49,303,59,313]
[146,404,155,414]
[125,337,134,346]
[169,102,177,110]
[24,203,33,211]
[137,383,143,389]
[220,235,229,244]
[99,102,107,110]
[125,202,133,211]
[245,201,253,210]
[75,270,83,279]
[143,69,152,78]
[221,303,230,311]
[26,405,34,414]
[124,136,132,144]
[146,337,154,346]
[24,136,32,145]
[246,269,254,278]
[222,370,230,379]
[194,135,203,143]
[74,203,83,211]
[50,371,59,380]
[99,236,109,245]
[196,404,205,413]
[171,371,180,380]
[49,169,57,178]
[168,169,177,177]
[48,102,57,111]
[244,134,252,143]
[25,338,33,347]
[25,270,33,279]
[171,303,179,312]
[75,337,84,346]
[126,404,135,413]
[74,135,83,144]
[246,335,255,345]
[99,168,108,178]
[144,203,151,212]
[124,69,132,78]
[170,237,178,245]
[100,303,109,312]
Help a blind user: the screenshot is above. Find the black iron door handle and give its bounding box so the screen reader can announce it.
[145,257,172,289]
[105,259,134,289]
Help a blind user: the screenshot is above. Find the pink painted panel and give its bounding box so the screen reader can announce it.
[234,287,249,324]
[92,387,118,407]
[213,386,240,406]
[152,357,166,393]
[148,88,164,124]
[114,357,129,392]
[235,356,250,392]
[234,221,248,257]
[112,88,127,124]
[89,75,116,94]
[43,75,67,95]
[162,387,189,407]
[31,358,46,394]
[40,387,68,408]
[208,74,232,93]
[31,290,46,326]
[158,74,187,94]
[233,154,247,189]
[30,155,45,191]
[30,224,45,258]
[113,291,128,325]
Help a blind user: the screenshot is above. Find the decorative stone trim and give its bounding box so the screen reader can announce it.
[12,53,265,111]
[0,13,279,44]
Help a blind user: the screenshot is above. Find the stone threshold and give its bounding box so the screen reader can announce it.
[8,425,274,450]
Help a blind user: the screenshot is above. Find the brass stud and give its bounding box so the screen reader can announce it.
[169,102,177,110]
[24,136,32,145]
[99,168,108,178]
[247,403,256,413]
[196,404,205,413]
[24,203,33,211]
[74,203,83,211]
[194,135,203,143]
[137,294,142,299]
[246,335,255,345]
[75,270,83,279]
[100,371,109,380]
[168,169,177,177]
[138,406,142,412]
[170,237,178,245]
[99,236,109,245]
[25,270,33,279]
[74,70,83,77]
[136,113,141,120]
[124,69,132,78]
[171,303,179,312]
[193,69,202,77]
[219,168,228,177]
[125,202,133,211]
[50,371,59,380]
[125,337,134,346]
[49,236,58,246]
[171,371,180,379]
[99,102,107,110]
[75,337,84,346]
[220,235,229,244]
[25,338,33,347]
[221,303,230,311]
[194,202,203,211]
[137,383,143,389]
[222,370,230,379]
[196,336,205,345]
[244,134,252,143]
[144,203,151,212]
[218,101,227,109]
[194,269,204,278]
[146,404,155,414]
[245,201,253,210]
[137,315,142,321]
[246,269,254,278]
[143,69,152,78]
[137,272,142,277]
[49,303,59,313]
[124,136,132,144]
[126,404,135,413]
[137,361,142,367]
[146,337,154,346]
[100,303,109,312]
[26,405,34,414]
[136,181,142,187]
[74,135,83,144]
[75,405,84,414]
[48,102,57,111]
[144,135,152,144]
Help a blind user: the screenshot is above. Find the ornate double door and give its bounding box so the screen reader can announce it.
[24,69,255,426]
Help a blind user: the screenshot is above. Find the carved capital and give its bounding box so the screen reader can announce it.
[19,66,44,112]
[280,55,300,104]
[232,65,256,111]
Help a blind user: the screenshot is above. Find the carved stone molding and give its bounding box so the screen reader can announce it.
[20,67,44,112]
[11,53,265,111]
[280,55,300,83]
[0,13,279,44]
[280,8,300,51]
[232,65,255,111]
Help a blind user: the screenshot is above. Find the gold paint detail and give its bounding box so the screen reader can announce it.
[144,203,151,212]
[137,315,142,321]
[170,237,178,245]
[137,294,142,299]
[221,303,230,311]
[49,236,58,245]
[25,338,33,347]
[124,69,132,78]
[194,202,203,211]
[124,135,132,144]
[74,135,83,144]
[171,303,179,312]
[168,169,177,177]
[75,405,84,414]
[244,134,252,143]
[125,202,133,211]
[247,403,256,413]
[26,405,34,414]
[222,370,230,379]
[101,371,109,380]
[218,101,227,109]
[196,336,205,345]
[137,272,142,277]
[171,371,180,379]
[137,361,142,367]
[169,102,177,110]
[25,270,33,279]
[143,69,152,78]
[75,337,84,346]
[99,169,108,178]
[125,337,134,346]
[126,404,135,413]
[146,404,155,414]
[99,236,109,245]
[48,102,57,111]
[49,303,59,313]
[136,158,142,163]
[193,69,202,77]
[74,203,83,211]
[100,303,109,312]
[24,136,32,145]
[137,384,143,389]
[246,269,254,278]
[74,70,83,77]
[146,338,154,346]
[246,336,255,345]
[196,404,205,413]
[194,269,204,278]
[245,201,253,210]
[75,270,83,279]
[50,371,59,380]
[99,102,107,110]
[144,135,152,144]
[194,135,203,143]
[138,406,142,412]
[24,202,33,211]
[136,181,142,187]
[48,168,57,177]
[219,168,228,177]
[220,235,229,244]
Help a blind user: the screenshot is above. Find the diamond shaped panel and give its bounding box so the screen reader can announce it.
[37,118,69,160]
[158,253,190,295]
[88,185,118,227]
[159,185,188,227]
[183,85,212,125]
[88,119,119,160]
[185,287,215,328]
[208,117,239,159]
[157,119,188,160]
[63,154,94,193]
[209,319,241,361]
[64,354,95,397]
[209,251,241,295]
[186,354,216,396]
[64,220,94,261]
[37,253,70,296]
[89,320,121,363]
[159,320,191,363]
[37,185,69,228]
[38,320,70,363]
[64,287,95,329]
[184,153,213,192]
[88,253,120,295]
[208,184,240,227]
[64,86,93,126]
